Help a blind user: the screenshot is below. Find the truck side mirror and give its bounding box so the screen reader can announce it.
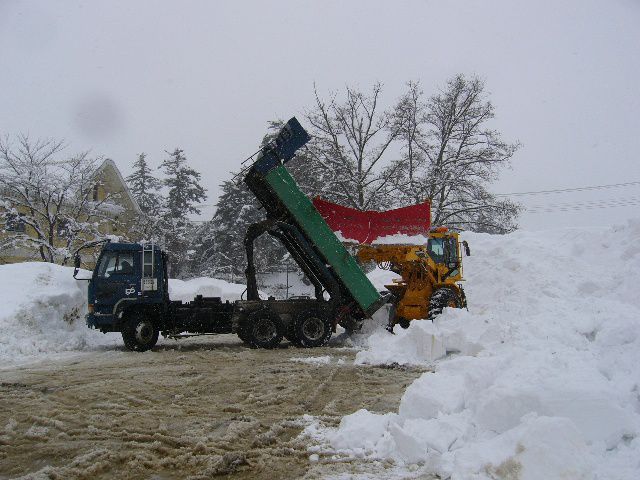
[462,240,471,256]
[73,255,92,280]
[73,255,81,278]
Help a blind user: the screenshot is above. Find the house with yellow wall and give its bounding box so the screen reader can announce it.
[0,159,143,267]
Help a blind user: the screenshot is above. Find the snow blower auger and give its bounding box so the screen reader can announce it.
[313,198,470,331]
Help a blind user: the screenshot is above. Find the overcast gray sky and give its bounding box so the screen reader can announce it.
[1,0,639,230]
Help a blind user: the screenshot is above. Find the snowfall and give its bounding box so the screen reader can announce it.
[1,219,639,479]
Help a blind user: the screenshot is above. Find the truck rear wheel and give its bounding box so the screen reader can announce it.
[236,314,251,345]
[122,315,159,352]
[294,310,332,348]
[246,311,283,349]
[427,288,462,320]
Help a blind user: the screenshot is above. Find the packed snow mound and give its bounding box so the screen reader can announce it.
[366,266,401,291]
[372,233,429,245]
[0,263,253,365]
[169,277,251,302]
[0,262,119,364]
[304,219,640,480]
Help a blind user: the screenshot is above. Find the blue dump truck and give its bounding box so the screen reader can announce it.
[75,118,388,351]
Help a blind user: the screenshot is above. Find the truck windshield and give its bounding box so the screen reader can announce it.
[97,251,135,278]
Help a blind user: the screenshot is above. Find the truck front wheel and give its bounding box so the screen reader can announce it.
[122,315,159,352]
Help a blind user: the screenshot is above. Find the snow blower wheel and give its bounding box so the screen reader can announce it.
[427,288,463,320]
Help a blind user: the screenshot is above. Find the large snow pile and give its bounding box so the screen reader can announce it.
[305,220,640,479]
[0,262,119,364]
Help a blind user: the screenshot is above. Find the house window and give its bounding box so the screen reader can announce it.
[5,213,26,233]
[92,183,99,201]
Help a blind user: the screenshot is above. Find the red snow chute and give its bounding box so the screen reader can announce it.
[312,197,431,244]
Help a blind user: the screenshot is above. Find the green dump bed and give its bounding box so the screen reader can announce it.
[243,118,385,318]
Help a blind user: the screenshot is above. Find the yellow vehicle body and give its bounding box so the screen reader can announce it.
[356,230,467,326]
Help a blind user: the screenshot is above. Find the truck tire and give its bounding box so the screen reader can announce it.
[427,288,462,320]
[398,318,411,329]
[121,314,159,352]
[245,311,283,349]
[236,315,251,345]
[293,310,332,348]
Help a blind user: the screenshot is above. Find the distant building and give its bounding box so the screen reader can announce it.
[0,159,143,266]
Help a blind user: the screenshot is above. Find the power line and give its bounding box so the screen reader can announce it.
[196,180,640,205]
[496,180,640,197]
[525,196,640,214]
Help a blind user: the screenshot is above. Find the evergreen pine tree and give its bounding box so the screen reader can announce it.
[125,153,162,214]
[200,179,262,279]
[193,120,334,280]
[160,148,207,277]
[161,148,206,217]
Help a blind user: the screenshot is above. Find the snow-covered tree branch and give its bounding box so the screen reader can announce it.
[391,76,521,233]
[0,135,130,264]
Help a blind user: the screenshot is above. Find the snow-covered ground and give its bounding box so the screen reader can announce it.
[2,220,639,478]
[0,263,250,366]
[303,219,640,480]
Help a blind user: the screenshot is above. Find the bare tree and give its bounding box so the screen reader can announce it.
[306,83,403,210]
[0,135,129,264]
[392,81,428,205]
[392,75,521,232]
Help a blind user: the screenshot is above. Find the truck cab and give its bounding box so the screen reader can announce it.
[86,242,168,333]
[78,241,234,351]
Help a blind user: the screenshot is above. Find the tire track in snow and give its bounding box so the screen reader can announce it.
[0,335,422,479]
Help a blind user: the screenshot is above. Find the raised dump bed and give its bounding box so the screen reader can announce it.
[242,117,387,321]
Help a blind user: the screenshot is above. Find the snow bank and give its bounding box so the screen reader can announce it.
[169,277,250,302]
[0,262,119,364]
[335,231,430,245]
[304,219,640,479]
[289,356,332,365]
[0,263,252,365]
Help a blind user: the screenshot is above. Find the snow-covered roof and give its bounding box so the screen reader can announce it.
[93,158,143,215]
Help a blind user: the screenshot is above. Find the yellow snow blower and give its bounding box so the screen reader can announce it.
[313,199,469,329]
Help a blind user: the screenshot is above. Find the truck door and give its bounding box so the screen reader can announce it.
[93,250,140,313]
